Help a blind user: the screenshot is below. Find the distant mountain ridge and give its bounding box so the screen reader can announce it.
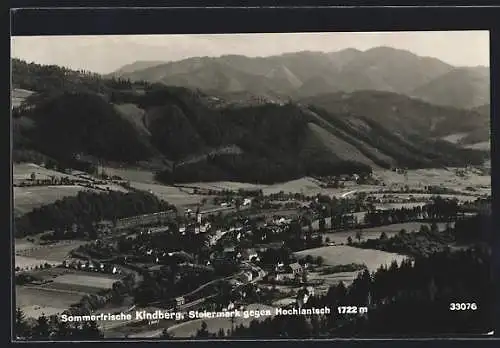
[109,47,490,109]
[112,61,167,75]
[411,66,490,109]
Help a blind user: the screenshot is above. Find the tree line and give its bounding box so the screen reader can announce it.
[15,308,102,340]
[14,190,175,238]
[352,213,490,258]
[216,246,492,338]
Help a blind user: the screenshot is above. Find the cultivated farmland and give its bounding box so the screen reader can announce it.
[15,240,88,272]
[12,88,35,108]
[129,181,208,208]
[15,256,60,270]
[294,245,407,273]
[465,141,491,151]
[16,285,84,319]
[52,273,117,290]
[374,168,491,193]
[102,166,157,184]
[322,222,452,244]
[14,186,91,216]
[15,240,87,262]
[13,163,82,183]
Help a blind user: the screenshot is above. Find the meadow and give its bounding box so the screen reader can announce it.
[13,163,131,216]
[374,167,491,193]
[15,240,87,262]
[128,181,209,208]
[102,166,156,184]
[321,222,451,244]
[14,186,89,217]
[16,285,84,318]
[51,273,118,290]
[13,163,82,182]
[16,267,122,319]
[294,245,407,273]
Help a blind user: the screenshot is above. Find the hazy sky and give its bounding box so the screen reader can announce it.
[11,31,489,74]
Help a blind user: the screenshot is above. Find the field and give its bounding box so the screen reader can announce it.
[12,88,35,108]
[13,163,82,183]
[15,240,87,261]
[306,271,365,293]
[15,240,88,271]
[14,186,93,216]
[369,193,479,202]
[51,273,117,289]
[465,141,491,151]
[38,280,110,294]
[15,256,61,270]
[16,285,84,318]
[374,168,491,194]
[322,222,451,244]
[182,166,490,198]
[14,162,130,216]
[185,177,368,197]
[102,166,157,184]
[129,181,210,208]
[441,133,468,144]
[16,267,122,318]
[294,245,407,273]
[374,202,430,210]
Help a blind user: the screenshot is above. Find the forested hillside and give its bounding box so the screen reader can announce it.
[302,91,490,144]
[12,59,488,184]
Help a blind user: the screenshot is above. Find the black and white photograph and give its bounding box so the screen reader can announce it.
[11,31,493,340]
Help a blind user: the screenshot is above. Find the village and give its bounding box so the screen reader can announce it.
[14,157,492,339]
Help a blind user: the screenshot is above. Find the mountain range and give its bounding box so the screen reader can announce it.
[12,58,489,184]
[109,47,490,109]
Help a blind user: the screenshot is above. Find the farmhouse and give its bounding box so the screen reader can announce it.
[287,262,303,276]
[243,198,252,206]
[175,297,185,307]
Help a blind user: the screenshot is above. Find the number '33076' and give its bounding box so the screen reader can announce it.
[449,302,478,311]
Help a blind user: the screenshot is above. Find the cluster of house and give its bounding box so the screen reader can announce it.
[62,259,120,274]
[178,221,212,235]
[366,195,427,204]
[217,246,260,264]
[267,261,308,283]
[135,247,196,265]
